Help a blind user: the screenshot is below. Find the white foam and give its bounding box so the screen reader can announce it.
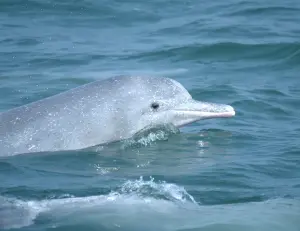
[121,124,180,148]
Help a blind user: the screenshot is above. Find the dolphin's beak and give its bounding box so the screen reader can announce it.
[172,100,235,127]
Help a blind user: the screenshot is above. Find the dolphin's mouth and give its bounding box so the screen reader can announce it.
[171,100,235,127]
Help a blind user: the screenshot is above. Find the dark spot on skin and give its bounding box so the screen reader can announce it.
[151,102,159,110]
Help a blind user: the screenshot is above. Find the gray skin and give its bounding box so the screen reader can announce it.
[0,75,235,156]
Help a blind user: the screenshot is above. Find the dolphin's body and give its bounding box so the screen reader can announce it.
[0,75,235,156]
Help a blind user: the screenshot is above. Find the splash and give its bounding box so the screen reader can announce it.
[116,176,197,204]
[0,196,42,229]
[121,124,180,148]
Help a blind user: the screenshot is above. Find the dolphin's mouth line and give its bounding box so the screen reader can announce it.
[173,109,236,118]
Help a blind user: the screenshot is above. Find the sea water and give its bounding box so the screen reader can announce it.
[0,0,300,230]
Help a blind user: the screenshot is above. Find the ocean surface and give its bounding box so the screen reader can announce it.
[1,0,300,230]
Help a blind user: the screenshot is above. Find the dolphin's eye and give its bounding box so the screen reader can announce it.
[151,102,159,110]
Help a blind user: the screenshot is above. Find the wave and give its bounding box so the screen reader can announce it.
[0,0,107,15]
[0,0,160,29]
[0,177,196,229]
[250,89,287,97]
[123,42,300,65]
[232,99,290,116]
[1,177,299,230]
[227,5,300,17]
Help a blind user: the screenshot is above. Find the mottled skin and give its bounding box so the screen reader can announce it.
[0,75,235,156]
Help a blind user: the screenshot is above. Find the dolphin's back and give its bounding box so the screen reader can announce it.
[0,78,120,156]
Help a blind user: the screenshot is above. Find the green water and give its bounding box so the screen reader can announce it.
[0,0,300,230]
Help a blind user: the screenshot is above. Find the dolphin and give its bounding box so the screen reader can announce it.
[0,75,235,156]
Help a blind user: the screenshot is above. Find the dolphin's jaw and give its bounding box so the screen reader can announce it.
[171,110,235,127]
[169,100,236,127]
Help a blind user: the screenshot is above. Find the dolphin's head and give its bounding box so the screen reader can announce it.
[141,98,235,128]
[118,76,235,133]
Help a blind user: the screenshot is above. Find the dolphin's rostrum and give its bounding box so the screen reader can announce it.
[0,75,235,156]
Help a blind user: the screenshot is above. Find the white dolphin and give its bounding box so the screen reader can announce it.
[0,75,235,156]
